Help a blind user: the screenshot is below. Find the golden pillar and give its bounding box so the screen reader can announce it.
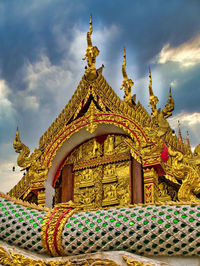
[38,189,45,206]
[143,167,158,204]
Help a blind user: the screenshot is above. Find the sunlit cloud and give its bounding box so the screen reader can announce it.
[0,158,22,193]
[22,54,74,112]
[0,80,16,139]
[0,80,13,117]
[156,34,200,68]
[168,112,200,127]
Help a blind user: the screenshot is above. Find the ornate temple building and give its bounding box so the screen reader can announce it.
[0,16,199,265]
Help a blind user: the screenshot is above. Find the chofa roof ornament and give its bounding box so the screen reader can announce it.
[83,14,99,81]
[120,47,135,105]
[162,87,174,119]
[148,66,159,117]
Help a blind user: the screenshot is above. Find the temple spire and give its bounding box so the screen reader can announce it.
[120,47,134,104]
[148,66,158,117]
[186,131,191,149]
[83,14,99,80]
[148,66,153,97]
[178,121,183,142]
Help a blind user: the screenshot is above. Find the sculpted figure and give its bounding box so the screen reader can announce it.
[104,135,115,155]
[80,188,95,205]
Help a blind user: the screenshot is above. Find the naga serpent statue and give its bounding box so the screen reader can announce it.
[0,192,199,263]
[167,146,200,202]
[13,128,47,181]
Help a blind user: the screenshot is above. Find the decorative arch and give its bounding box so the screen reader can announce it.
[42,112,149,167]
[43,112,149,207]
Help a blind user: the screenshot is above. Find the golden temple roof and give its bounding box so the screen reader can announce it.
[9,16,199,206]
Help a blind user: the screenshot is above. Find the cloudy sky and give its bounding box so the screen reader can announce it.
[0,0,200,193]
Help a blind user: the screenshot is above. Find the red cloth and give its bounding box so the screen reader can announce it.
[161,144,169,162]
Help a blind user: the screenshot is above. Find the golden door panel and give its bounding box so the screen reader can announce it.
[73,161,130,209]
[73,166,103,209]
[64,134,132,210]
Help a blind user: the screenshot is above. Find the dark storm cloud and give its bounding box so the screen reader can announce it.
[149,63,200,114]
[171,66,200,113]
[85,0,200,76]
[0,1,84,85]
[0,0,199,115]
[0,0,85,147]
[0,0,199,85]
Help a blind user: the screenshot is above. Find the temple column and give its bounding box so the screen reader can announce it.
[130,157,143,204]
[61,164,74,202]
[38,189,45,206]
[143,167,158,204]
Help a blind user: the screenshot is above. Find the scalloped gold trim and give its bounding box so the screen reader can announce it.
[42,112,149,170]
[0,192,49,212]
[0,245,72,265]
[123,255,153,266]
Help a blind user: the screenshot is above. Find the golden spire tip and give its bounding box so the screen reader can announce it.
[178,120,183,142]
[149,66,151,75]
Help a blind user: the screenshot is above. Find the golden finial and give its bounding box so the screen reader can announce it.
[83,14,99,80]
[16,126,19,136]
[162,87,174,118]
[148,66,153,96]
[169,87,172,97]
[148,66,158,117]
[120,47,134,104]
[168,87,174,108]
[88,14,93,47]
[178,120,183,142]
[122,47,128,79]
